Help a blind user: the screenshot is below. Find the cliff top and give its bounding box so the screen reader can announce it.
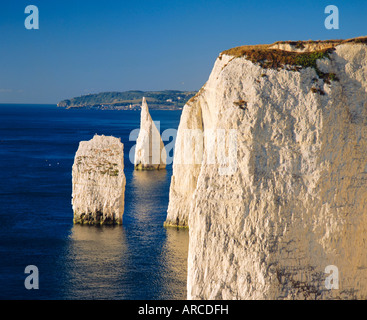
[220,36,367,72]
[222,36,367,57]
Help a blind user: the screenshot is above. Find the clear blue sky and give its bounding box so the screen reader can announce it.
[0,0,366,103]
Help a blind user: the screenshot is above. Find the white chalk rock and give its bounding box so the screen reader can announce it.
[72,135,126,225]
[167,37,367,299]
[134,97,167,170]
[164,98,203,227]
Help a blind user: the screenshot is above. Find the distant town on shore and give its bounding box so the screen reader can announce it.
[57,90,197,110]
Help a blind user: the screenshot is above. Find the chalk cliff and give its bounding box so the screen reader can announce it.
[167,37,367,299]
[72,135,126,225]
[135,97,167,170]
[165,97,203,227]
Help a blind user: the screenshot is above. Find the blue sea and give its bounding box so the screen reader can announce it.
[0,104,188,300]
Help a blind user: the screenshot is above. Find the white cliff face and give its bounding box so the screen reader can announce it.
[72,135,126,225]
[165,100,203,227]
[134,97,167,170]
[167,38,367,299]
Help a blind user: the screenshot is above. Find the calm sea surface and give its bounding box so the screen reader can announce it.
[0,104,188,300]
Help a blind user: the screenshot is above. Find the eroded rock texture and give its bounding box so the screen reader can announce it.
[134,97,167,170]
[167,37,367,299]
[72,135,126,225]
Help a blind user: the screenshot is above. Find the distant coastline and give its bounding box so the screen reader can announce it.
[57,90,197,111]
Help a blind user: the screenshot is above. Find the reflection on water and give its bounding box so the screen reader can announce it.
[133,170,168,184]
[64,225,130,299]
[62,169,189,300]
[160,227,189,300]
[130,170,168,225]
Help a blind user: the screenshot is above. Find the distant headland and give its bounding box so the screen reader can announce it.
[57,90,197,110]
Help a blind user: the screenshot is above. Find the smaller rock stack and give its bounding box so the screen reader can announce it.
[134,97,167,170]
[72,135,126,225]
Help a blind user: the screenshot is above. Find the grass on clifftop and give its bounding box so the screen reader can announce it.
[223,47,336,82]
[221,36,367,81]
[227,47,332,71]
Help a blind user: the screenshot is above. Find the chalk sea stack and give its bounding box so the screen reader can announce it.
[72,135,126,225]
[134,97,167,170]
[166,37,367,299]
